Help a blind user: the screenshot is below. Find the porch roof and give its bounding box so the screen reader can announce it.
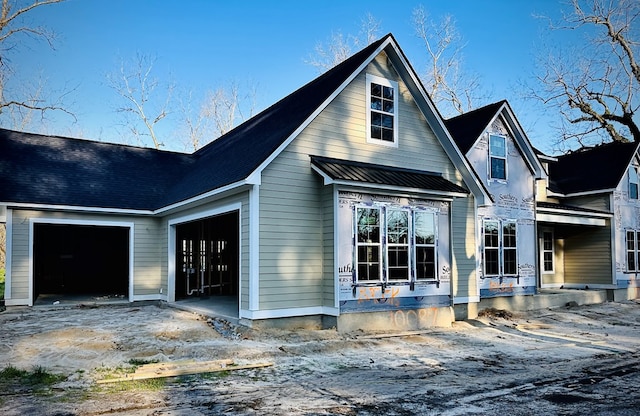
[536,201,612,226]
[310,155,469,198]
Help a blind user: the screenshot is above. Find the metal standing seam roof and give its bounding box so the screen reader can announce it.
[310,155,469,195]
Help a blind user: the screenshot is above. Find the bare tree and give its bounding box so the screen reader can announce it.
[107,53,173,149]
[0,0,75,127]
[412,5,485,117]
[534,0,640,147]
[305,13,381,73]
[179,81,258,151]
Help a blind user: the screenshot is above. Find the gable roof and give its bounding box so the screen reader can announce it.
[548,140,640,195]
[0,33,489,212]
[444,100,505,154]
[444,100,544,179]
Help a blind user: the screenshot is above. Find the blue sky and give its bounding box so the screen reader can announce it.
[10,0,575,154]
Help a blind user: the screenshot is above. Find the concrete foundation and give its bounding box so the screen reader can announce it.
[336,306,454,332]
[477,289,611,313]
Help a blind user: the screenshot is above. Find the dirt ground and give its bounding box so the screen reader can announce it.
[1,300,639,415]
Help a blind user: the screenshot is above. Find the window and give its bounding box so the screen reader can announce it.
[366,74,398,146]
[489,134,507,180]
[483,219,518,276]
[414,211,436,280]
[356,207,382,281]
[387,209,409,280]
[626,230,640,272]
[541,230,554,273]
[354,205,438,283]
[629,167,638,199]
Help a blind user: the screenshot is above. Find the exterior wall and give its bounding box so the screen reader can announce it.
[565,194,611,212]
[322,184,336,308]
[539,229,565,287]
[564,224,612,286]
[613,165,640,287]
[451,195,478,302]
[256,52,466,315]
[336,191,452,313]
[466,116,537,298]
[7,209,162,305]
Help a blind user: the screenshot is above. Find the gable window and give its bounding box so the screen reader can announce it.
[483,219,518,277]
[354,205,438,283]
[626,230,640,272]
[629,167,638,199]
[541,230,554,273]
[489,134,507,180]
[366,74,398,146]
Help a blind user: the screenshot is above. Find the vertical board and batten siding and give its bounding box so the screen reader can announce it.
[257,53,466,311]
[564,225,612,285]
[450,196,478,300]
[8,209,163,302]
[162,191,250,310]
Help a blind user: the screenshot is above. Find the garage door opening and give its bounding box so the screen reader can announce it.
[175,211,239,317]
[34,224,129,301]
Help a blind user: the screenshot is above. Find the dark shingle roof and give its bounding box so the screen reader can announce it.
[158,35,392,207]
[311,155,469,195]
[444,100,506,153]
[0,129,193,210]
[548,141,639,194]
[0,34,395,211]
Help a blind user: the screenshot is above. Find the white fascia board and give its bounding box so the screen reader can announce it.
[247,40,392,185]
[4,201,153,216]
[500,104,546,179]
[537,206,611,218]
[536,212,608,226]
[386,44,490,206]
[562,189,616,198]
[329,180,465,200]
[154,179,249,215]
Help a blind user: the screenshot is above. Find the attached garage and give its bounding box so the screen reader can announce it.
[33,223,130,300]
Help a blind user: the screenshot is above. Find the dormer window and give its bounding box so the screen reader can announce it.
[489,134,507,180]
[629,166,638,199]
[366,74,398,147]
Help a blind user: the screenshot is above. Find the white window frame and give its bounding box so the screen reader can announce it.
[414,210,437,281]
[626,229,640,272]
[354,204,438,284]
[488,134,507,181]
[355,206,383,282]
[482,219,518,277]
[541,229,555,274]
[386,208,411,282]
[366,73,399,147]
[629,166,639,199]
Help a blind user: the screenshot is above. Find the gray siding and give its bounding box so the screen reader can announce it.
[564,225,612,285]
[451,196,478,300]
[257,54,465,311]
[9,209,163,303]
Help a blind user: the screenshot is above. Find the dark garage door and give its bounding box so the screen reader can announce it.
[34,224,129,297]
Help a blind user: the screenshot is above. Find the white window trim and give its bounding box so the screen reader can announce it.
[482,218,518,277]
[354,204,438,284]
[626,229,639,273]
[488,134,508,182]
[541,229,555,274]
[366,73,399,148]
[629,166,639,200]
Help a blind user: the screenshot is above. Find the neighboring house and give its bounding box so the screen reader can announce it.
[537,141,639,293]
[445,101,545,298]
[0,34,490,330]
